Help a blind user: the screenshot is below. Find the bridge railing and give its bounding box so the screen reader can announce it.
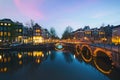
[90,43,120,53]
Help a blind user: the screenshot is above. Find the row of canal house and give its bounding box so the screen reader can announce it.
[71,26,109,43]
[71,25,120,45]
[0,19,51,45]
[112,25,120,45]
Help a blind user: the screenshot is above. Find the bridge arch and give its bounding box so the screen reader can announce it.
[75,44,81,55]
[93,48,113,74]
[55,43,64,51]
[81,45,93,62]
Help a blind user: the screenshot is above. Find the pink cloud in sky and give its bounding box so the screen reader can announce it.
[14,0,44,20]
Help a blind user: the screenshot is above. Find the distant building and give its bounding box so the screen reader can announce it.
[112,25,120,45]
[70,25,112,43]
[73,28,84,41]
[33,23,43,44]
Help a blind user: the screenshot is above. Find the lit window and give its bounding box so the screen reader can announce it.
[0,32,3,36]
[36,29,40,33]
[0,23,3,25]
[8,32,11,36]
[4,32,7,36]
[4,23,7,26]
[99,32,105,35]
[8,23,11,26]
[19,29,22,32]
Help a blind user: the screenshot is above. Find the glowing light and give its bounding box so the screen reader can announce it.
[84,37,87,40]
[19,60,22,65]
[8,23,11,26]
[94,48,112,58]
[4,67,7,72]
[0,55,2,60]
[18,54,22,59]
[74,55,76,59]
[112,36,120,45]
[42,54,44,57]
[75,44,81,55]
[33,51,44,57]
[33,36,43,44]
[28,52,32,56]
[36,29,40,33]
[48,51,51,54]
[0,23,3,25]
[4,58,7,63]
[1,68,3,72]
[4,23,7,26]
[19,29,22,32]
[36,59,40,63]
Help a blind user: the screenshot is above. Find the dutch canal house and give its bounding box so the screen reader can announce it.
[0,19,23,45]
[33,23,43,44]
[0,19,13,45]
[112,25,120,45]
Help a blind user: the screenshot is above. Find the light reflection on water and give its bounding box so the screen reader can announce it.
[0,50,119,80]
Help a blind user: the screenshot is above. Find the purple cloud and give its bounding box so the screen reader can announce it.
[14,0,44,20]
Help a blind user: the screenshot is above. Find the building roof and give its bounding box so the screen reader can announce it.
[112,25,120,29]
[0,18,13,23]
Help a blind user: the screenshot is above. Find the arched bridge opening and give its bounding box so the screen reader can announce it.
[81,45,93,62]
[55,43,65,51]
[93,49,113,74]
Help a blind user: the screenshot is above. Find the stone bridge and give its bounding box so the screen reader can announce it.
[54,42,120,74]
[75,43,120,74]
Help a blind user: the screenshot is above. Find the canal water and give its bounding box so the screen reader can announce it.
[0,49,119,80]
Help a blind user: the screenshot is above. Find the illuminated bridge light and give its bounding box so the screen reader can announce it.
[75,44,81,55]
[36,59,41,64]
[19,60,23,65]
[0,55,2,60]
[33,51,44,57]
[18,54,22,59]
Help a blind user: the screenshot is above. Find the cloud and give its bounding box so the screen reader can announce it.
[14,0,44,20]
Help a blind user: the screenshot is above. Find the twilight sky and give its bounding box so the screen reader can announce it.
[0,0,120,37]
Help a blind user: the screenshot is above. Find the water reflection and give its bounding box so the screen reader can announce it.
[0,49,119,80]
[62,51,74,63]
[0,50,49,73]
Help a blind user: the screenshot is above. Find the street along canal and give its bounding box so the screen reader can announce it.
[0,47,120,80]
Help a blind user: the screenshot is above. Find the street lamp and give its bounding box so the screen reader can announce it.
[84,37,87,40]
[103,37,107,49]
